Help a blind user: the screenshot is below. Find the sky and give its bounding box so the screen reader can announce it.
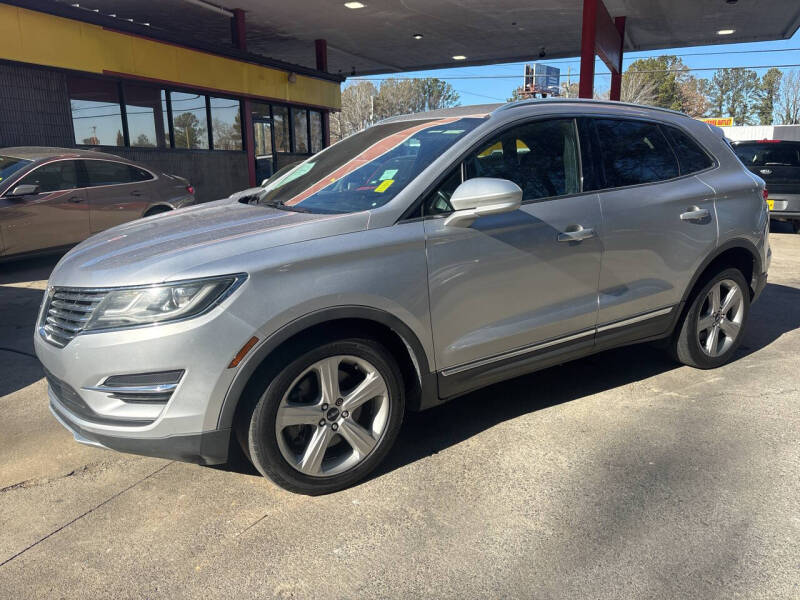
[351,28,800,105]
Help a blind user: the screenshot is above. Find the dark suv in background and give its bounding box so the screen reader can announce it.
[0,147,196,259]
[732,140,800,233]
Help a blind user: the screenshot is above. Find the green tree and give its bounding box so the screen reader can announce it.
[173,112,206,149]
[757,68,782,125]
[625,55,686,111]
[134,133,155,147]
[706,68,761,125]
[373,78,459,120]
[115,130,124,146]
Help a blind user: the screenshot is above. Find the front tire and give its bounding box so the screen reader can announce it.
[671,268,750,369]
[241,338,404,495]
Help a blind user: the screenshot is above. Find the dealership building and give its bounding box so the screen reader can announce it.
[1,0,796,201]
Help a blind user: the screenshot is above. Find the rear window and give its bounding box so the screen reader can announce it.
[733,142,800,167]
[257,117,484,214]
[0,155,32,184]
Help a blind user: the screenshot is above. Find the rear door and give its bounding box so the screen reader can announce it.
[83,159,153,232]
[425,117,603,394]
[0,160,89,256]
[589,118,717,337]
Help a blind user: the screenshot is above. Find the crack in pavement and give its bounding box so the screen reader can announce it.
[0,347,37,359]
[0,461,174,569]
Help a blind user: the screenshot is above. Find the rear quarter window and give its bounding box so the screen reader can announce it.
[664,126,714,175]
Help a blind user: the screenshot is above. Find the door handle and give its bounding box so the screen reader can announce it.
[680,207,710,221]
[557,225,596,243]
[67,196,83,203]
[131,190,143,197]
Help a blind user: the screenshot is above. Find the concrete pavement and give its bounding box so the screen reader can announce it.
[0,229,798,599]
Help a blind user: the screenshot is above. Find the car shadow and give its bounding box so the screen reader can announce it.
[372,281,800,483]
[0,254,60,397]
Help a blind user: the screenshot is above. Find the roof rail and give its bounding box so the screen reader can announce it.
[494,98,689,118]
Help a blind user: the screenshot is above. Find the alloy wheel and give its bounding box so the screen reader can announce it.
[696,278,745,357]
[274,355,390,477]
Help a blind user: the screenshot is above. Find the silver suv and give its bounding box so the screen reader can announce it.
[36,100,770,494]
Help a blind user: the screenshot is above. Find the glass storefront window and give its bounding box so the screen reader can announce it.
[292,107,309,153]
[273,106,291,152]
[124,84,166,148]
[309,110,323,154]
[68,76,124,146]
[170,92,208,149]
[209,97,242,150]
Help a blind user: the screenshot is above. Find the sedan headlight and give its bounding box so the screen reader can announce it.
[84,274,246,332]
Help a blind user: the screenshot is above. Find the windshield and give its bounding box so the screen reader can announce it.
[0,155,32,184]
[733,142,800,167]
[258,117,485,213]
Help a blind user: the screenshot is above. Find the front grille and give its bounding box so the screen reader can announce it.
[40,288,108,347]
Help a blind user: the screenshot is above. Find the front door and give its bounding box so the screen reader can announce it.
[425,118,603,393]
[0,160,89,256]
[253,117,274,185]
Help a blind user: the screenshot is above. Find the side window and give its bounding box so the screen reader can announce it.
[84,160,136,187]
[464,118,581,201]
[129,166,154,182]
[422,167,462,216]
[18,161,78,193]
[664,126,714,175]
[593,119,679,187]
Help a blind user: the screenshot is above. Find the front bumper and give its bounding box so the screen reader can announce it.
[50,401,230,464]
[34,284,256,465]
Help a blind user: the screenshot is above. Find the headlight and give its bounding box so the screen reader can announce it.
[84,274,246,332]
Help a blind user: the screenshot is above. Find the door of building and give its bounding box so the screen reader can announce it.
[253,116,274,185]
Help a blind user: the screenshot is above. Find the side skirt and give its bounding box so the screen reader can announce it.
[433,306,678,404]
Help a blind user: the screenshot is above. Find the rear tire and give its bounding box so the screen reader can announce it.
[671,268,749,369]
[240,338,404,495]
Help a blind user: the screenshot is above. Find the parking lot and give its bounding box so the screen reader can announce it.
[0,227,798,599]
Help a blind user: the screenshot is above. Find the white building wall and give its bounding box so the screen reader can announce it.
[721,125,800,142]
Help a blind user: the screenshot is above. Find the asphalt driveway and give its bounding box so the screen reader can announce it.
[1,228,798,599]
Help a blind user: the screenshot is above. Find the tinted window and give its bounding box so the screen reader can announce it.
[170,92,208,149]
[665,126,713,174]
[733,142,800,167]
[309,110,324,154]
[130,167,154,182]
[273,106,291,152]
[18,161,78,193]
[257,117,483,214]
[594,119,679,188]
[292,108,309,153]
[0,156,32,182]
[465,118,581,201]
[68,76,124,146]
[209,97,242,150]
[84,161,136,186]
[124,84,167,148]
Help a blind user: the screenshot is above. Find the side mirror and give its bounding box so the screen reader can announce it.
[7,184,40,197]
[444,178,522,228]
[260,178,270,187]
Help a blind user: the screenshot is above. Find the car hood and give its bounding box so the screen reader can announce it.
[49,198,369,287]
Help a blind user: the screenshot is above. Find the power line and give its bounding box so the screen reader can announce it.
[353,63,800,81]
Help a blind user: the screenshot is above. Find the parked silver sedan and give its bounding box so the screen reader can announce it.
[0,147,195,259]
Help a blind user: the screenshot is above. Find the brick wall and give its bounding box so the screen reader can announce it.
[0,62,250,202]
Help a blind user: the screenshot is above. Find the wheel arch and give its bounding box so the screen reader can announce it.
[681,238,762,308]
[143,203,174,217]
[217,306,438,432]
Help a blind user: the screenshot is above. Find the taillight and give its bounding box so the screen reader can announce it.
[186,185,195,195]
[762,188,769,202]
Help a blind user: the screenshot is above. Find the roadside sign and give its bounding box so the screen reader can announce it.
[700,117,734,126]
